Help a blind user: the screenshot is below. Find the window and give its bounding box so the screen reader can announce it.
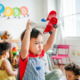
[62,0,80,37]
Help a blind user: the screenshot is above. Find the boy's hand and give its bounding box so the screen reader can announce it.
[52,28,56,32]
[26,19,32,32]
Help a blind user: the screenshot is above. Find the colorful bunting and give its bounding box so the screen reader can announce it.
[0,3,29,19]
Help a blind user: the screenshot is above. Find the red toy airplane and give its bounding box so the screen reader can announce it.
[43,11,58,34]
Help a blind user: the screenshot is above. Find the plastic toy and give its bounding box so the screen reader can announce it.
[43,10,58,34]
[12,47,17,58]
[31,11,58,34]
[41,19,46,22]
[1,31,12,40]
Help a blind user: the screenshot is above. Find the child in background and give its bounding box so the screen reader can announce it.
[0,42,17,80]
[64,63,80,80]
[18,19,62,80]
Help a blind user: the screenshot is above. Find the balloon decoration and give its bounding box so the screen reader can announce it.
[0,4,5,14]
[0,3,29,19]
[4,7,13,17]
[20,6,28,16]
[13,7,21,17]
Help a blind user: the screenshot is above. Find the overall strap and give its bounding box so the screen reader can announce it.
[23,57,45,80]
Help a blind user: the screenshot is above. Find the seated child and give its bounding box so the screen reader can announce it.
[64,63,80,80]
[0,42,17,80]
[17,19,62,80]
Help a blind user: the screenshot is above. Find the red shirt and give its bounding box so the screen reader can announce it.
[19,50,44,80]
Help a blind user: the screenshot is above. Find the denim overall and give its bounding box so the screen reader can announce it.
[22,57,45,80]
[17,57,63,80]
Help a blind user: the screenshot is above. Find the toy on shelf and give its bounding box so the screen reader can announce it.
[12,47,17,58]
[1,30,12,40]
[12,46,20,68]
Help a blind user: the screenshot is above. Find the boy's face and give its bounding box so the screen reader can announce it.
[29,34,43,55]
[65,70,79,80]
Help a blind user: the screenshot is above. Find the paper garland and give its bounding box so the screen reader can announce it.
[0,4,5,13]
[13,7,21,17]
[72,49,80,56]
[4,7,13,17]
[0,3,29,18]
[20,6,28,16]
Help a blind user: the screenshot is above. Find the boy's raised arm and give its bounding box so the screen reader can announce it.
[43,28,56,53]
[21,19,32,59]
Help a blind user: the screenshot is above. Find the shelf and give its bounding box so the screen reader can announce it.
[0,39,21,43]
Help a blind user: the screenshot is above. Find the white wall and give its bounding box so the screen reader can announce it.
[1,0,80,65]
[47,0,57,13]
[65,37,80,65]
[0,0,57,44]
[54,0,80,65]
[0,0,44,39]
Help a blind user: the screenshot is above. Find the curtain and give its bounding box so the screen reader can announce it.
[54,0,65,44]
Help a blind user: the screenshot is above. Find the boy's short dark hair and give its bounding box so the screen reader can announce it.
[0,42,11,55]
[65,63,80,75]
[21,28,42,41]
